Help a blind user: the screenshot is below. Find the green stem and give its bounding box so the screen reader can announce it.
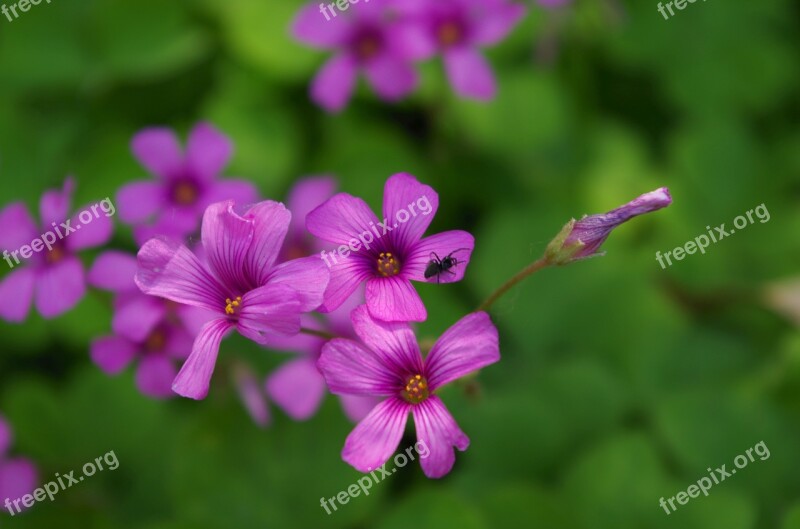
[299,327,337,340]
[476,257,550,313]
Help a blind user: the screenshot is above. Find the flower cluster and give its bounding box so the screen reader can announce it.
[0,120,671,479]
[291,0,528,111]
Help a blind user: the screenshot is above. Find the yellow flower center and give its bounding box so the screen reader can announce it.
[376,252,401,277]
[144,330,166,352]
[173,181,199,205]
[438,22,462,46]
[45,245,65,264]
[402,374,429,404]
[356,36,381,60]
[224,296,242,316]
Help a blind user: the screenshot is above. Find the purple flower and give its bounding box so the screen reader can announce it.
[547,187,673,263]
[135,200,331,400]
[397,0,526,100]
[291,2,420,112]
[88,251,213,399]
[117,123,259,243]
[0,415,38,512]
[279,175,338,261]
[306,173,474,322]
[317,306,500,478]
[0,177,113,321]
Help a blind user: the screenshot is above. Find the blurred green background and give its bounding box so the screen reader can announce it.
[1,0,799,528]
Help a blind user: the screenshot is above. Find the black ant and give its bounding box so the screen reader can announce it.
[424,248,470,283]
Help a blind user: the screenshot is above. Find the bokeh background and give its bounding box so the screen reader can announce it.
[1,0,799,528]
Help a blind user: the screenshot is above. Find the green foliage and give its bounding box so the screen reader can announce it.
[0,0,798,528]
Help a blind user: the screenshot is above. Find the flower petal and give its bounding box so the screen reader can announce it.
[234,364,270,427]
[343,397,410,473]
[201,201,254,293]
[266,357,327,420]
[363,54,418,101]
[425,311,499,390]
[443,48,496,100]
[0,203,38,253]
[116,181,165,224]
[65,205,114,251]
[237,284,302,344]
[311,54,358,113]
[163,324,195,360]
[34,256,86,319]
[351,304,424,374]
[472,3,527,45]
[88,251,138,293]
[90,335,138,374]
[112,293,167,342]
[242,201,292,286]
[318,338,400,396]
[185,123,233,182]
[135,237,227,312]
[172,318,234,400]
[291,1,352,47]
[0,267,36,322]
[263,256,330,312]
[0,458,38,505]
[306,192,381,247]
[366,276,426,322]
[382,173,439,252]
[136,355,179,399]
[39,177,74,228]
[339,394,380,423]
[202,180,260,209]
[318,254,373,312]
[404,230,474,284]
[413,396,470,478]
[131,128,184,179]
[286,175,337,244]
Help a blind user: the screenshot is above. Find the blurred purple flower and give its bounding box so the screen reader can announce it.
[0,177,113,321]
[135,200,330,400]
[117,123,259,243]
[88,251,213,399]
[397,0,526,100]
[0,415,38,513]
[291,2,420,112]
[556,187,673,261]
[317,306,499,478]
[307,173,474,322]
[279,175,338,261]
[262,287,378,423]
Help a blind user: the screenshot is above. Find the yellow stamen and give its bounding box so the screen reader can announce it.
[377,252,401,277]
[401,374,429,404]
[225,296,242,315]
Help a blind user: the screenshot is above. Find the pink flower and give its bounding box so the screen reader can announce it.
[291,2,420,112]
[0,415,38,512]
[88,251,212,399]
[135,200,331,400]
[117,123,259,243]
[279,175,338,261]
[0,177,113,321]
[307,173,474,322]
[317,306,500,478]
[559,187,673,260]
[397,0,527,100]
